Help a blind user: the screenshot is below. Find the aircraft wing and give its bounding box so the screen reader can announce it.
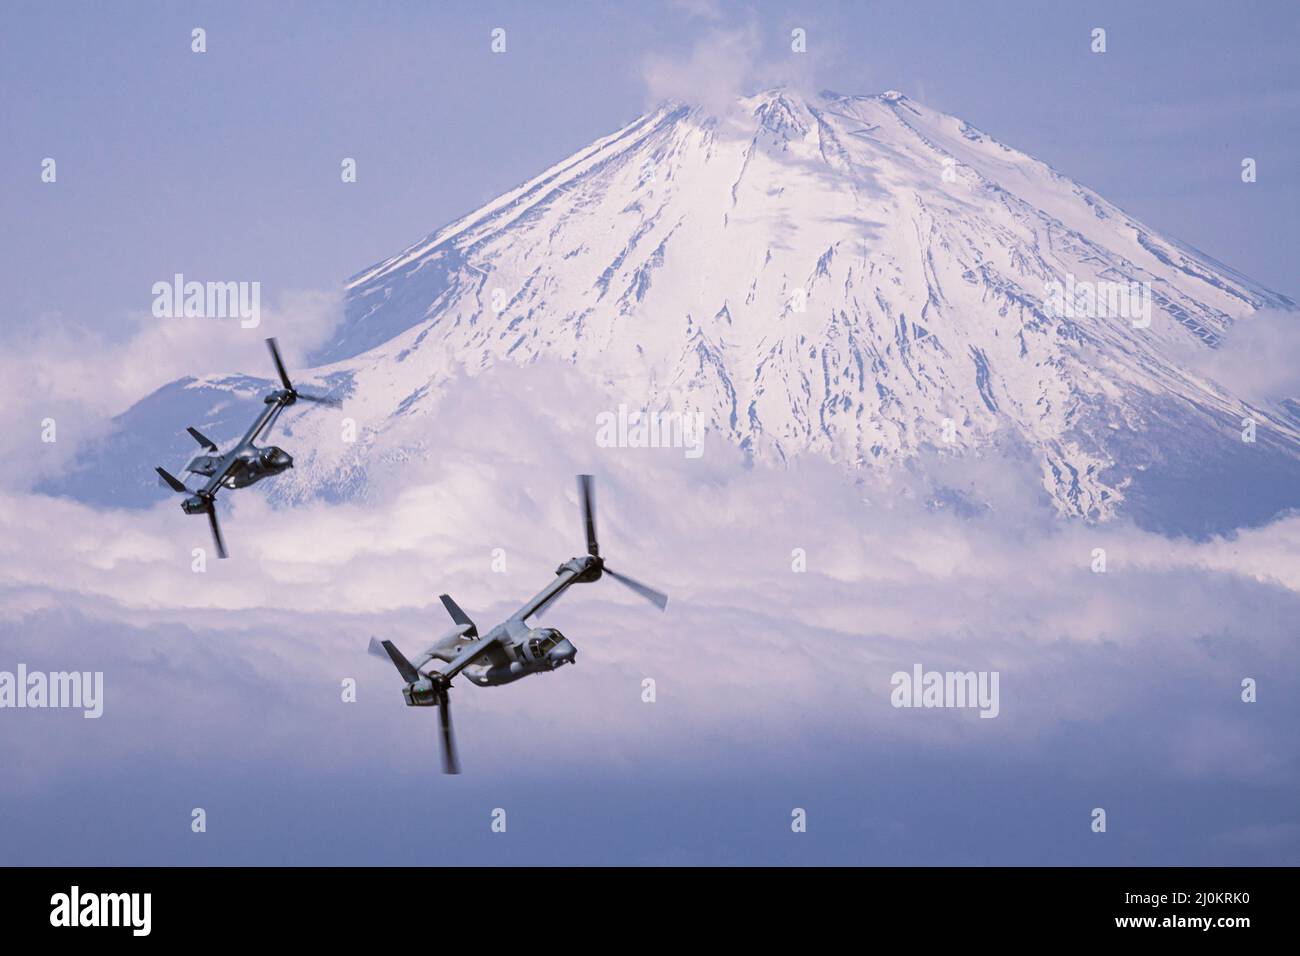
[435,633,502,682]
[232,392,290,449]
[511,567,583,623]
[196,450,242,495]
[253,398,289,442]
[410,624,476,669]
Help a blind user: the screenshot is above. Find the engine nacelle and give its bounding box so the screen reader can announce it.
[401,678,438,706]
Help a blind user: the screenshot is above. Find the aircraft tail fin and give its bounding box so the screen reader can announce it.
[156,466,188,493]
[187,426,219,452]
[439,594,477,637]
[369,637,420,684]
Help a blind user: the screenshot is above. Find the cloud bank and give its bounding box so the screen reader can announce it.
[1179,307,1300,406]
[2,361,1297,863]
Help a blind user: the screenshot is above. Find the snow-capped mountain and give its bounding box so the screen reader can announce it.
[51,89,1300,531]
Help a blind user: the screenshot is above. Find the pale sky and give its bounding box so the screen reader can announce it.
[3,0,1296,342]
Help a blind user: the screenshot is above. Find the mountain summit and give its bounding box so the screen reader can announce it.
[58,89,1300,531]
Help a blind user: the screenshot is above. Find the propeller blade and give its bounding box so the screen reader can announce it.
[295,392,342,408]
[156,466,188,494]
[578,474,599,556]
[604,567,668,610]
[438,691,461,775]
[265,337,293,391]
[367,636,391,661]
[205,504,228,560]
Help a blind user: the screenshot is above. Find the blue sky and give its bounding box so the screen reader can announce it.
[3,0,1296,337]
[2,1,1298,866]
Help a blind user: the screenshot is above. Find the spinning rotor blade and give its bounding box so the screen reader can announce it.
[605,567,668,610]
[266,337,294,391]
[578,474,599,556]
[295,392,342,408]
[205,504,228,560]
[157,466,226,558]
[266,338,339,407]
[438,691,461,775]
[367,636,391,661]
[156,466,188,493]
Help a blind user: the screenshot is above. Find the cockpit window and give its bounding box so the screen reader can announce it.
[528,632,561,658]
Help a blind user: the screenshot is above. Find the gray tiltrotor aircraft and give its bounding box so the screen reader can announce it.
[155,337,340,559]
[370,474,668,773]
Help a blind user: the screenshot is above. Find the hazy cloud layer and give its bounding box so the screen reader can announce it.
[1,362,1297,863]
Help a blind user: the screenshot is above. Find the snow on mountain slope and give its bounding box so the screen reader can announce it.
[48,89,1300,529]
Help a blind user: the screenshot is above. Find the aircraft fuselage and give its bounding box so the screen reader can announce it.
[185,444,293,491]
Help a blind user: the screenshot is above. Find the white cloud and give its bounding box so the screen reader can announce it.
[2,361,1298,792]
[1178,307,1300,406]
[635,20,839,144]
[640,24,765,118]
[0,289,343,488]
